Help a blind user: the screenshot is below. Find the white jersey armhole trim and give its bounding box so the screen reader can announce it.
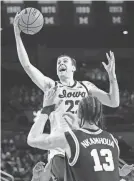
[110,134,120,158]
[82,81,96,89]
[68,130,80,167]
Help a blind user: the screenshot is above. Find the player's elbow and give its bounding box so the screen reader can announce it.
[27,137,33,147]
[27,136,36,148]
[107,94,120,108]
[108,100,119,108]
[110,99,120,108]
[112,102,119,108]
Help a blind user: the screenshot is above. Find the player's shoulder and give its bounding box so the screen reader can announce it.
[103,130,118,142]
[101,129,111,136]
[69,129,84,138]
[43,81,60,96]
[65,129,81,137]
[48,81,63,89]
[54,81,64,87]
[79,81,96,89]
[109,133,118,143]
[54,80,60,86]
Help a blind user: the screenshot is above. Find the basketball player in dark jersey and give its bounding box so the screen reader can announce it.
[27,88,134,181]
[14,13,119,181]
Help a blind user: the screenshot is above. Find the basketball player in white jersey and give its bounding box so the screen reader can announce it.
[14,13,119,109]
[14,13,119,181]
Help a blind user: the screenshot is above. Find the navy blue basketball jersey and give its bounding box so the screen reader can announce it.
[64,129,120,181]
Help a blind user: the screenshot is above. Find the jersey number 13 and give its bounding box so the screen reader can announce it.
[91,149,114,172]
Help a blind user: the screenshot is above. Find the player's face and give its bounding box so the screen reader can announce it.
[57,56,76,79]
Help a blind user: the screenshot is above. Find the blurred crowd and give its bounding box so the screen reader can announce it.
[1,84,134,125]
[1,138,48,181]
[2,85,43,111]
[120,90,134,107]
[1,85,43,128]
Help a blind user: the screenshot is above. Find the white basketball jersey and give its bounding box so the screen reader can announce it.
[43,81,92,114]
[43,80,94,160]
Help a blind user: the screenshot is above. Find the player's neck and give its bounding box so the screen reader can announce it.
[83,122,99,130]
[60,77,75,86]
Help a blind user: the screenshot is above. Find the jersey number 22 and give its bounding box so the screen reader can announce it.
[65,100,79,114]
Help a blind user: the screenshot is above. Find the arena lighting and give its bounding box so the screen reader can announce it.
[123,30,128,34]
[106,1,124,4]
[3,0,23,3]
[73,1,92,4]
[37,1,57,4]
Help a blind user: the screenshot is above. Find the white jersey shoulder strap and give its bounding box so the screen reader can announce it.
[78,81,91,96]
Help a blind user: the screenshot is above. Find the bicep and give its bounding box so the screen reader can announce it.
[25,64,54,91]
[92,87,109,99]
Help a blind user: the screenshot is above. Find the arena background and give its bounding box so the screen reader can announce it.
[1,1,134,181]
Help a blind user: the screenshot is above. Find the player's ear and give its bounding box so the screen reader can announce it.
[72,65,76,72]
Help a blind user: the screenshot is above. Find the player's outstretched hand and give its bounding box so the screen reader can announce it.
[102,50,116,79]
[120,164,134,177]
[43,86,63,112]
[13,12,21,35]
[32,161,46,179]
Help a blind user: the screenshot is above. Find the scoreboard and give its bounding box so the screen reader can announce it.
[73,1,94,26]
[2,0,25,26]
[106,1,127,26]
[37,1,59,26]
[1,0,127,28]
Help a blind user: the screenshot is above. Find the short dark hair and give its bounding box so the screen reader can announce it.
[57,54,76,68]
[78,96,103,128]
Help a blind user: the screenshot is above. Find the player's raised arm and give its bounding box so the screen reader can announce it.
[27,87,69,151]
[27,106,70,154]
[85,51,119,107]
[13,13,55,91]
